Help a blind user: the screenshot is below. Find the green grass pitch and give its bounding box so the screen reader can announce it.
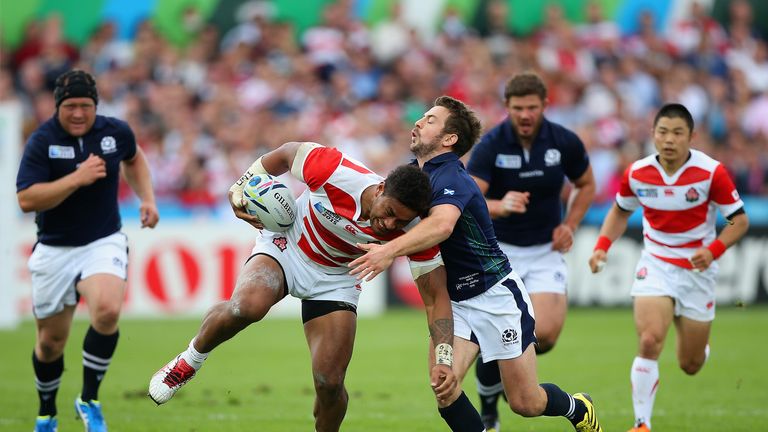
[1,307,766,431]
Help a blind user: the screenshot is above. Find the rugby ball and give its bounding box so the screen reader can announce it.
[242,174,297,232]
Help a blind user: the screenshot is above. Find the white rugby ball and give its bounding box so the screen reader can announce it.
[242,174,297,232]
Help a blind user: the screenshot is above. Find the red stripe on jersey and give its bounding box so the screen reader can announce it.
[308,207,364,255]
[324,183,357,220]
[341,158,373,174]
[643,202,708,233]
[651,253,694,269]
[709,164,739,204]
[645,234,703,249]
[298,234,340,267]
[675,167,710,185]
[356,224,402,241]
[619,166,634,197]
[303,147,343,191]
[302,217,347,263]
[631,165,664,185]
[408,245,441,262]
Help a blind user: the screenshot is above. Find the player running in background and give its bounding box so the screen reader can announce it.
[350,96,603,432]
[16,69,159,432]
[467,72,596,431]
[588,103,748,432]
[149,142,456,432]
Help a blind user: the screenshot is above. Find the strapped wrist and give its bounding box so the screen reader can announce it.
[435,343,453,367]
[707,239,726,260]
[594,235,612,252]
[229,157,267,207]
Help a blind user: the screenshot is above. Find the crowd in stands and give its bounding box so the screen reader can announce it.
[3,0,768,213]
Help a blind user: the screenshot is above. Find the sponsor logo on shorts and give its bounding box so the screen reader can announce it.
[112,257,124,268]
[685,187,700,203]
[272,237,288,251]
[636,266,648,280]
[501,328,518,345]
[554,271,565,282]
[706,301,714,310]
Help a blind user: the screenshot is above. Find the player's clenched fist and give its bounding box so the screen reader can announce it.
[588,249,607,273]
[74,153,107,186]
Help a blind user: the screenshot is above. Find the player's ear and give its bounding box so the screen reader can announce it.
[376,182,385,196]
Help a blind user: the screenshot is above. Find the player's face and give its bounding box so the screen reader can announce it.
[411,106,452,158]
[369,194,420,236]
[652,116,693,165]
[57,97,96,137]
[507,94,546,140]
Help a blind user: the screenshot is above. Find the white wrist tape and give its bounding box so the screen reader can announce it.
[229,157,267,208]
[435,343,453,367]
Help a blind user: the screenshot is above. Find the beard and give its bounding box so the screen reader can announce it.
[411,133,444,159]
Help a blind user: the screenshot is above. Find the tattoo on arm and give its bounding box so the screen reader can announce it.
[429,318,453,346]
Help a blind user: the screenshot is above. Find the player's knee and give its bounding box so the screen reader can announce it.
[679,357,705,375]
[91,303,121,330]
[313,371,346,401]
[535,339,555,354]
[228,297,268,322]
[37,337,66,359]
[638,332,664,356]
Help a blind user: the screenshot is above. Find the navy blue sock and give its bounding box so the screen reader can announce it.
[81,326,119,402]
[475,356,503,419]
[33,351,64,417]
[541,383,587,425]
[438,391,485,432]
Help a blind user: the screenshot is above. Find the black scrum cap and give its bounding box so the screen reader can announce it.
[54,70,98,107]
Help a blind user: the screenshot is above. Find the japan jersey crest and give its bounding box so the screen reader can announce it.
[272,237,288,251]
[685,187,700,203]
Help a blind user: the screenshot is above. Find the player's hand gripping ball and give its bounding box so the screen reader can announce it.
[242,174,297,232]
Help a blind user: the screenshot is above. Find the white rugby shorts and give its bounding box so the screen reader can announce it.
[452,271,537,362]
[499,241,567,295]
[631,251,718,321]
[251,231,362,306]
[28,232,128,319]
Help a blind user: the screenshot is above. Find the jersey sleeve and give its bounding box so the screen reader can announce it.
[709,164,744,217]
[430,170,472,213]
[615,165,640,211]
[16,132,50,192]
[122,121,137,161]
[466,134,495,183]
[561,130,590,181]
[292,143,342,191]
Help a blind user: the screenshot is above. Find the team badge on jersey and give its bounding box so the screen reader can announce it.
[544,149,561,167]
[272,237,288,251]
[101,136,117,154]
[685,187,700,203]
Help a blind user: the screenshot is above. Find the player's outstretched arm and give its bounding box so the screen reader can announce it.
[122,147,159,228]
[349,204,460,281]
[589,202,632,273]
[412,264,456,402]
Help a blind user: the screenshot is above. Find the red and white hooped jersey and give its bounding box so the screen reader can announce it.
[286,143,439,274]
[616,150,743,269]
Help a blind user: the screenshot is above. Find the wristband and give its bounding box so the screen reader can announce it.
[229,157,267,207]
[435,343,453,367]
[594,235,612,252]
[707,239,726,260]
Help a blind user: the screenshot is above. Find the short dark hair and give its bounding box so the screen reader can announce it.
[383,165,432,216]
[433,95,482,157]
[653,103,694,133]
[503,72,547,102]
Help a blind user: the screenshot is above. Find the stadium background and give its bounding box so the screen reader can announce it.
[1,1,768,431]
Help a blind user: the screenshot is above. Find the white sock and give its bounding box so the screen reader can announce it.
[181,338,209,370]
[630,356,659,429]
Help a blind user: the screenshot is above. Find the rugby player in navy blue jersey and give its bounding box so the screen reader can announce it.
[350,96,602,432]
[17,70,159,432]
[467,72,596,431]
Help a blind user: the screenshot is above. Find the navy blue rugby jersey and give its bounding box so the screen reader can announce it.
[16,115,137,246]
[419,153,512,302]
[467,117,589,246]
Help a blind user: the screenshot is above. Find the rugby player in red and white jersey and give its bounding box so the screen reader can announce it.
[588,103,749,432]
[148,142,456,432]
